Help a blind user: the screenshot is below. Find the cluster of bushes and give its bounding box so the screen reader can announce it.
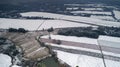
[58,26,120,38]
[97,26,120,37]
[8,28,28,33]
[0,37,6,45]
[4,45,19,56]
[0,12,21,18]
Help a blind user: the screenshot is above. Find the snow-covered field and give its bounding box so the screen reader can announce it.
[65,4,104,7]
[20,12,120,27]
[42,35,120,57]
[0,18,91,31]
[113,10,120,20]
[12,65,21,67]
[46,43,120,58]
[90,15,115,21]
[62,14,120,27]
[0,53,12,67]
[0,53,20,67]
[47,43,101,53]
[41,34,98,45]
[81,8,103,11]
[98,35,120,48]
[21,12,64,19]
[55,50,120,67]
[71,11,111,15]
[42,35,120,48]
[66,7,79,10]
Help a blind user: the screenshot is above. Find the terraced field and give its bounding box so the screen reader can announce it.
[0,32,50,60]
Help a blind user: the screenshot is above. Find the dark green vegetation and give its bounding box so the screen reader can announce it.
[0,11,55,19]
[0,38,22,66]
[3,45,19,56]
[0,37,6,45]
[0,38,19,57]
[0,0,120,19]
[47,27,54,32]
[22,55,61,67]
[0,0,120,6]
[0,0,120,12]
[0,11,21,18]
[8,28,28,33]
[58,27,120,38]
[37,57,59,67]
[47,27,54,39]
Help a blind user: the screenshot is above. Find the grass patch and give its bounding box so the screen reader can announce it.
[37,57,59,67]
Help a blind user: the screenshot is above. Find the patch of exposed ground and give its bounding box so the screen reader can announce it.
[0,31,50,60]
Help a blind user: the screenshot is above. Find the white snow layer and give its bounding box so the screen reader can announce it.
[0,53,12,67]
[55,50,120,67]
[71,11,111,15]
[12,65,21,67]
[21,12,120,27]
[98,35,120,48]
[90,15,115,21]
[0,18,91,31]
[42,35,120,57]
[113,10,120,20]
[0,53,21,67]
[41,34,98,45]
[81,8,103,11]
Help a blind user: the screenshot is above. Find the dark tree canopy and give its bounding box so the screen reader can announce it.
[58,26,120,38]
[8,28,28,33]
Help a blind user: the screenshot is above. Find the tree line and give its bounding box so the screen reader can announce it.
[58,26,120,38]
[8,28,28,33]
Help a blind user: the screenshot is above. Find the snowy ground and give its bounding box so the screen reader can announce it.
[66,7,79,10]
[62,15,120,27]
[20,12,64,19]
[0,18,91,31]
[98,35,120,48]
[41,34,98,45]
[90,15,115,21]
[0,53,12,67]
[12,65,21,67]
[42,35,120,48]
[55,50,120,67]
[113,10,120,20]
[0,53,20,67]
[46,43,120,58]
[20,12,120,27]
[81,8,103,11]
[42,35,120,57]
[71,11,111,15]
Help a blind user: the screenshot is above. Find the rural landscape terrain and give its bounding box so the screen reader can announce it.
[0,0,120,67]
